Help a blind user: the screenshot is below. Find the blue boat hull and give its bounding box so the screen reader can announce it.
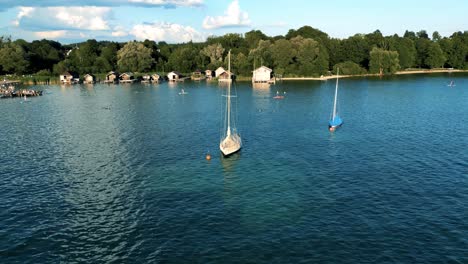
[329,116,343,129]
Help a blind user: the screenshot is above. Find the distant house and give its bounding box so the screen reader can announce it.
[83,74,95,84]
[60,71,79,84]
[191,70,205,81]
[105,71,119,83]
[252,66,274,84]
[141,74,151,83]
[218,71,235,82]
[119,72,135,83]
[215,67,225,77]
[151,73,163,83]
[205,70,214,79]
[167,71,183,82]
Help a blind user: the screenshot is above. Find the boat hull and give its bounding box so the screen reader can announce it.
[328,116,343,131]
[220,134,242,156]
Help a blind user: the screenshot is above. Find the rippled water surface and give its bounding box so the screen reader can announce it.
[1,74,467,263]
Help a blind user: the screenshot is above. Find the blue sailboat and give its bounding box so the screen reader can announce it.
[329,68,343,131]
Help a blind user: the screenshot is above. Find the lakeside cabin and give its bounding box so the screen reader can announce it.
[141,74,151,83]
[119,72,136,83]
[191,70,205,81]
[218,70,235,83]
[205,70,214,80]
[167,71,184,82]
[252,66,275,84]
[104,71,119,84]
[215,67,225,77]
[60,71,79,84]
[83,74,95,84]
[151,73,163,83]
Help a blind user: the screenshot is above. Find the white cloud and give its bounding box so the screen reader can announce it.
[0,0,204,10]
[54,7,111,30]
[127,0,203,7]
[112,31,128,37]
[34,30,68,39]
[112,26,128,37]
[131,22,205,43]
[202,0,250,29]
[14,6,112,31]
[13,6,35,26]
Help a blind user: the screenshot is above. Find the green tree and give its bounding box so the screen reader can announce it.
[29,39,63,73]
[232,52,251,76]
[244,30,268,49]
[201,43,225,67]
[440,33,468,69]
[341,34,370,68]
[53,59,72,75]
[432,31,442,42]
[403,30,417,41]
[269,39,294,74]
[333,61,367,75]
[393,37,416,69]
[167,46,198,73]
[74,39,99,74]
[291,36,329,76]
[249,40,273,69]
[415,38,432,67]
[0,40,29,74]
[425,42,446,68]
[285,26,329,44]
[99,42,119,70]
[117,41,154,72]
[369,47,399,74]
[327,38,344,70]
[366,30,385,48]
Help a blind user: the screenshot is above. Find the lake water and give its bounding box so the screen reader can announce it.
[1,74,467,263]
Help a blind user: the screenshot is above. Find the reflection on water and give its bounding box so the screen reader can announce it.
[1,75,468,263]
[252,82,271,90]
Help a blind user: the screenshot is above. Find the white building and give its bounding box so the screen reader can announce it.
[215,67,225,77]
[167,71,183,82]
[252,66,273,83]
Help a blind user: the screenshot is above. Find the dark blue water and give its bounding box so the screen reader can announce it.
[1,74,467,263]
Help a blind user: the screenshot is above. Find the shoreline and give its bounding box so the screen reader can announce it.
[280,69,468,81]
[3,69,468,86]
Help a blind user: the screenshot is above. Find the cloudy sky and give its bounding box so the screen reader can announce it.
[0,0,466,43]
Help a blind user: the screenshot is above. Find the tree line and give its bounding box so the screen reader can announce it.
[0,26,467,78]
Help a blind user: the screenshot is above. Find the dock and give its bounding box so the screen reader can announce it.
[1,89,43,99]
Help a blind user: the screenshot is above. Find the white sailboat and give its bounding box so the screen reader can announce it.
[220,50,242,156]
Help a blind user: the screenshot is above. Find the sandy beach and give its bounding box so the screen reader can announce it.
[280,69,468,81]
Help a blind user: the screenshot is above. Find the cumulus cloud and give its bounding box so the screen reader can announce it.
[128,0,203,8]
[131,22,205,43]
[112,26,129,37]
[0,0,203,10]
[34,30,68,39]
[14,6,112,31]
[202,0,250,29]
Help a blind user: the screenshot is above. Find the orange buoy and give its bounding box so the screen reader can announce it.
[205,154,211,160]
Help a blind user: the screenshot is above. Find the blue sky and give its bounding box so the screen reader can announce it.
[0,0,466,43]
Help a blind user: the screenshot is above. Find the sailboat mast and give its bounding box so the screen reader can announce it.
[332,68,339,120]
[226,50,231,136]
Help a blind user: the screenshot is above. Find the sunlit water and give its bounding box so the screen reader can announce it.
[1,74,467,263]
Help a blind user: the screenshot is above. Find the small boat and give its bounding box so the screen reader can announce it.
[220,50,242,157]
[179,89,188,95]
[328,68,343,131]
[447,81,456,87]
[273,91,285,99]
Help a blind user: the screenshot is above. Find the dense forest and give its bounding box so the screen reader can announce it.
[0,26,467,78]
